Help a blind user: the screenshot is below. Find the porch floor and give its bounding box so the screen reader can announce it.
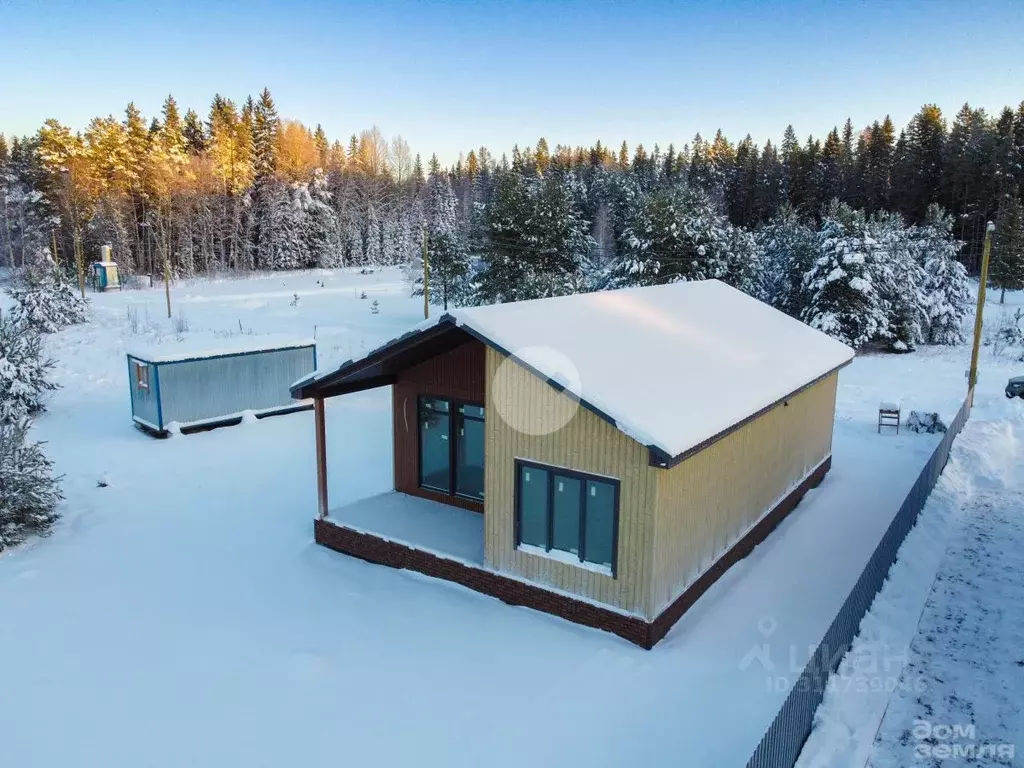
[327,491,485,565]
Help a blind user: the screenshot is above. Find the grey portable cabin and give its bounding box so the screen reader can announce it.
[127,339,317,435]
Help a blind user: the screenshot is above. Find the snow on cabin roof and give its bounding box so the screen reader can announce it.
[128,335,315,364]
[449,281,853,460]
[305,281,854,462]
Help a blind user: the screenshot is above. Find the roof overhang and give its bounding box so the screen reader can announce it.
[291,317,475,399]
[294,311,852,471]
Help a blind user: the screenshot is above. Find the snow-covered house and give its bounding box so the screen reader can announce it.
[292,281,854,647]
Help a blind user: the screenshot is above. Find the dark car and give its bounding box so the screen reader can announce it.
[1007,376,1024,399]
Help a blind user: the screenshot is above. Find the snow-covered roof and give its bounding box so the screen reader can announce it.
[300,281,854,463]
[128,335,315,364]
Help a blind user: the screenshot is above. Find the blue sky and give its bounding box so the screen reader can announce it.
[1,0,1021,164]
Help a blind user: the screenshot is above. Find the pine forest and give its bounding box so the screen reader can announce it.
[3,90,1024,350]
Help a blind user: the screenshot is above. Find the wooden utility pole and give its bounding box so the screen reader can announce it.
[163,243,172,318]
[422,224,430,319]
[73,228,86,299]
[967,221,995,406]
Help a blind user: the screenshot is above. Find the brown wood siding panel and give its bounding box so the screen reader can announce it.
[483,347,659,618]
[651,372,839,614]
[392,339,486,512]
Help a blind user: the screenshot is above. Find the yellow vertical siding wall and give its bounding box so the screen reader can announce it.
[650,372,839,615]
[483,348,660,617]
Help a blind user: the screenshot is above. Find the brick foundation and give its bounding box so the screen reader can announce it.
[315,456,831,648]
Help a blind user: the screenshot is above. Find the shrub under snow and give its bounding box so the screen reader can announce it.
[7,259,89,334]
[0,419,63,551]
[0,311,57,423]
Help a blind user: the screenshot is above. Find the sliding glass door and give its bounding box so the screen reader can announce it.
[419,398,451,493]
[418,397,485,502]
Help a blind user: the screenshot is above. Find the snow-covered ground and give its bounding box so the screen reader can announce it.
[870,446,1024,767]
[0,269,1021,767]
[797,295,1024,768]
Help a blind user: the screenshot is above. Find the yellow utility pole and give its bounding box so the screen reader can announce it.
[50,229,60,279]
[73,229,86,299]
[967,221,995,406]
[422,225,430,319]
[163,241,172,319]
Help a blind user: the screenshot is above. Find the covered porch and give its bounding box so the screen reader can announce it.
[324,491,484,565]
[293,318,491,588]
[295,320,488,521]
[292,316,660,647]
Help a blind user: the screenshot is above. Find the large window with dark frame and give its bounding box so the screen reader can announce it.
[515,460,619,574]
[418,397,485,501]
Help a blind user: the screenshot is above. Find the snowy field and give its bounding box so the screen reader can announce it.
[797,339,1024,767]
[0,268,1021,768]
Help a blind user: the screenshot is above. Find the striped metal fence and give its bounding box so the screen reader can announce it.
[745,392,973,768]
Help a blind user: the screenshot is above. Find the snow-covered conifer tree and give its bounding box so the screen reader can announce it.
[868,210,927,351]
[8,247,88,332]
[413,177,473,308]
[992,196,1024,303]
[474,169,531,303]
[266,183,306,270]
[0,311,56,424]
[613,185,734,287]
[914,204,970,345]
[801,203,886,348]
[393,211,417,265]
[253,178,282,270]
[424,230,472,310]
[526,172,593,297]
[364,207,382,267]
[380,216,399,266]
[302,169,340,268]
[755,206,816,316]
[428,176,460,237]
[343,219,364,266]
[0,420,62,552]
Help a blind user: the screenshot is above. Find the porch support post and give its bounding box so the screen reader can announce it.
[314,397,329,519]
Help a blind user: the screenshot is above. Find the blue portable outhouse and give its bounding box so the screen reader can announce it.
[92,244,120,291]
[127,338,317,435]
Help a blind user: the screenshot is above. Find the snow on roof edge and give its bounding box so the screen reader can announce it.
[128,336,316,364]
[300,282,855,460]
[290,314,446,392]
[449,310,852,460]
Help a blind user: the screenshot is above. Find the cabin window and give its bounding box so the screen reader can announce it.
[418,397,485,500]
[455,404,485,500]
[135,361,150,392]
[418,398,451,493]
[517,465,549,548]
[515,460,619,575]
